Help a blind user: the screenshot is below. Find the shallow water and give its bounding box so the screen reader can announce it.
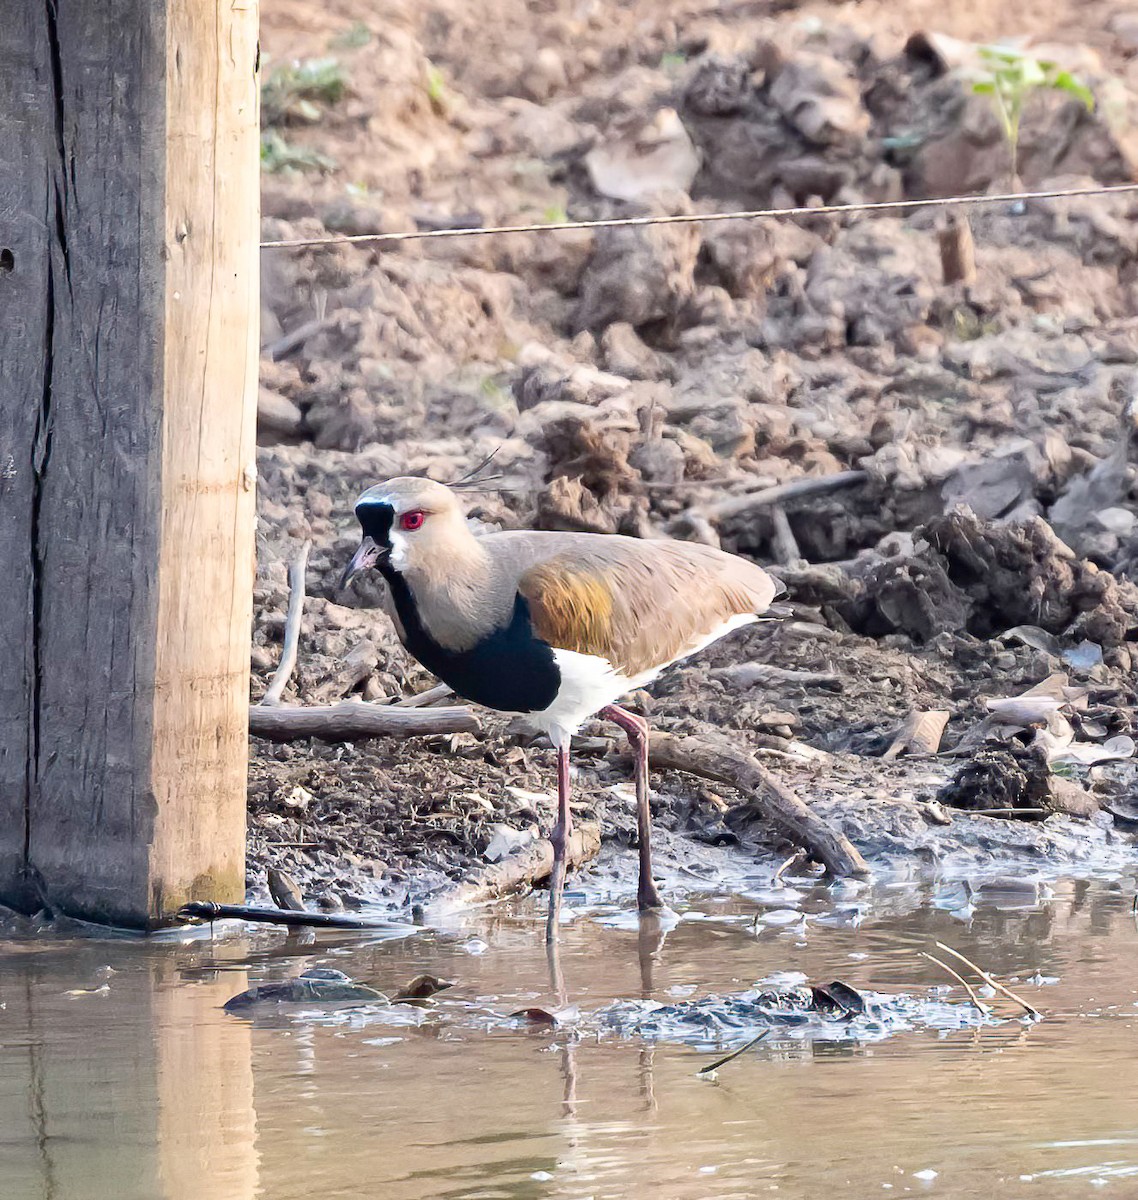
[3,874,1138,1200]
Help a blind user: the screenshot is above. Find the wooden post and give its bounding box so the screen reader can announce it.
[0,2,259,925]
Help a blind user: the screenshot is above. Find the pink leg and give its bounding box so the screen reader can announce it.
[601,704,664,911]
[546,745,572,944]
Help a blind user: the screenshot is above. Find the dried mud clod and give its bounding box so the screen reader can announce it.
[925,511,1138,644]
[807,511,1138,647]
[536,414,650,535]
[936,745,1053,819]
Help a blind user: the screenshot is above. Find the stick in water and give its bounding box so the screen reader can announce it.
[922,951,992,1018]
[934,941,1042,1020]
[177,901,412,931]
[697,1030,770,1076]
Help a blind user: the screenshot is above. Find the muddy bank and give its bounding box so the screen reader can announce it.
[249,0,1138,910]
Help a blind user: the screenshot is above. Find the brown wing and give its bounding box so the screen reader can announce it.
[518,541,777,676]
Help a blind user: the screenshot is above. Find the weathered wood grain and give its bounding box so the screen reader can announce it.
[0,4,51,908]
[0,2,259,925]
[147,0,260,918]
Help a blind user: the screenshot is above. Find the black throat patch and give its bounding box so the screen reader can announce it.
[353,499,560,713]
[356,499,395,551]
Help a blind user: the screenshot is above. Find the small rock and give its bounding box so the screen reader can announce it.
[684,55,752,117]
[224,969,387,1011]
[257,388,304,439]
[601,322,674,380]
[283,786,313,813]
[517,47,567,103]
[768,54,870,147]
[1047,776,1099,818]
[757,710,797,730]
[574,191,700,332]
[585,108,700,203]
[629,436,685,485]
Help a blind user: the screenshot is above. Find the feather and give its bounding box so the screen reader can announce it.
[519,540,777,677]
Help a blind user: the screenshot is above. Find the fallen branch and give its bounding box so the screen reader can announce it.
[770,504,804,567]
[177,901,412,931]
[260,540,311,707]
[248,700,481,741]
[436,822,602,909]
[681,470,869,526]
[648,732,869,878]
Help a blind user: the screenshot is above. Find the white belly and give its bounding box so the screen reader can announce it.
[527,612,758,748]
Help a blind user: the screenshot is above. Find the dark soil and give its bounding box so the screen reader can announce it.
[249,0,1138,910]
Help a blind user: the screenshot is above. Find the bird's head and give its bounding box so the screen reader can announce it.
[340,477,470,589]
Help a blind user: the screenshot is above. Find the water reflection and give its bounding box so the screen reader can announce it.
[1,874,1137,1199]
[0,941,258,1200]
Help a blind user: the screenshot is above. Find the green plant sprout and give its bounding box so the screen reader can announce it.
[970,46,1094,188]
[262,57,348,126]
[425,63,448,114]
[260,131,337,174]
[329,22,371,51]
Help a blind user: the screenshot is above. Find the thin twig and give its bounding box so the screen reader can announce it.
[265,314,339,361]
[966,808,1048,817]
[393,682,455,708]
[774,851,806,885]
[922,951,992,1017]
[697,1030,771,1076]
[934,941,1042,1020]
[260,540,311,707]
[678,470,869,527]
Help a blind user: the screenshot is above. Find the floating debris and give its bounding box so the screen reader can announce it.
[392,973,454,1002]
[224,968,388,1012]
[588,978,997,1045]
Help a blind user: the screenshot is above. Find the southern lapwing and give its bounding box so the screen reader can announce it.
[341,478,780,941]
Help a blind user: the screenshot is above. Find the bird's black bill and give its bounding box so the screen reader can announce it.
[339,537,384,589]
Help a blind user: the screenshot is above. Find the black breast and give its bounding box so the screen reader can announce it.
[382,569,561,713]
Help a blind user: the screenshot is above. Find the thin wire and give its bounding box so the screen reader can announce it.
[259,181,1138,251]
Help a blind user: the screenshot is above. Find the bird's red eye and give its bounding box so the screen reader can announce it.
[399,510,425,532]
